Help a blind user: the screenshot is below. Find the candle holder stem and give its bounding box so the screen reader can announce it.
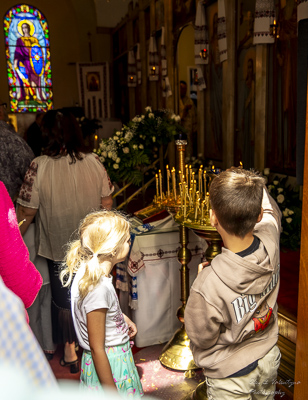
[159,224,198,371]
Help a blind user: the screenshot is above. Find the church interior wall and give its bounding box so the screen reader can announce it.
[177,24,195,84]
[0,0,300,177]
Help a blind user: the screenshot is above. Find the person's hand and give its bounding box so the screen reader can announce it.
[198,261,209,274]
[123,315,137,338]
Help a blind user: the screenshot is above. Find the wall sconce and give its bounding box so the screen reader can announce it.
[270,19,280,40]
[199,48,207,61]
[130,76,135,82]
[150,66,156,75]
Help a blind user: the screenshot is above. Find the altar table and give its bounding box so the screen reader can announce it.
[117,218,207,348]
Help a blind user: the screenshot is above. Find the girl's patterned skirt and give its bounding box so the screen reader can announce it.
[80,340,144,398]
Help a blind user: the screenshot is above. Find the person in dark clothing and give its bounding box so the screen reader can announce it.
[0,100,34,200]
[24,113,44,157]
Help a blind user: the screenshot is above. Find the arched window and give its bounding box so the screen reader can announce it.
[3,4,53,112]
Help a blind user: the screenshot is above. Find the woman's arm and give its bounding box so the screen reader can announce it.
[17,205,37,236]
[101,195,113,210]
[87,308,116,390]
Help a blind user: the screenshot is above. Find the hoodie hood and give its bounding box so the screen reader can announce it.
[211,231,278,295]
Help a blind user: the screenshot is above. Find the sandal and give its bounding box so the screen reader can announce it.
[60,357,79,374]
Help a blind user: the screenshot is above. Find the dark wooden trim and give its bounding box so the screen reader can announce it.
[96,26,112,35]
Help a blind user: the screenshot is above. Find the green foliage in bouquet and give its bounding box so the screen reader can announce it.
[265,170,302,250]
[94,129,150,185]
[131,107,186,153]
[94,107,185,185]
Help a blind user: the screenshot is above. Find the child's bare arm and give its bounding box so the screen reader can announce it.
[123,314,137,338]
[87,309,117,390]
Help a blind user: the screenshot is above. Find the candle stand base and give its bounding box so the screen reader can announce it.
[159,325,199,371]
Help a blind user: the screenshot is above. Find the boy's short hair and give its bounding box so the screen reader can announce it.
[209,168,265,238]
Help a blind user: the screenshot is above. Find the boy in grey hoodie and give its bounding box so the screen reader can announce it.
[185,168,282,400]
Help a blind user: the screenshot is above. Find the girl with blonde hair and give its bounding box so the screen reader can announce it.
[61,210,143,397]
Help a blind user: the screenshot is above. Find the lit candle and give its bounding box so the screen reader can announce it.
[94,134,98,150]
[189,165,192,187]
[155,174,159,199]
[172,168,176,200]
[206,192,210,214]
[195,198,200,221]
[189,188,193,207]
[201,200,205,223]
[159,170,163,201]
[190,181,194,203]
[166,165,170,198]
[198,168,202,195]
[185,165,189,185]
[239,161,243,169]
[179,183,183,210]
[204,171,207,194]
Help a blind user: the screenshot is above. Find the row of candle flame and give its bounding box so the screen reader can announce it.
[154,164,219,225]
[154,162,243,226]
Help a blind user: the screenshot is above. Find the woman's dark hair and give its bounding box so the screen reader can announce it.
[41,109,90,162]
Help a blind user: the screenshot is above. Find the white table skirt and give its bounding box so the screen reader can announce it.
[118,228,206,347]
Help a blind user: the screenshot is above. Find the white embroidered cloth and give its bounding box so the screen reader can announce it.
[195,1,209,65]
[218,0,228,62]
[161,26,169,98]
[127,49,137,87]
[253,0,275,44]
[116,215,207,310]
[136,43,142,85]
[149,36,159,81]
[161,27,167,76]
[196,67,206,90]
[164,76,172,97]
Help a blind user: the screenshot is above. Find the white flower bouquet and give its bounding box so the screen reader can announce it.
[94,128,150,185]
[94,107,185,185]
[130,106,184,150]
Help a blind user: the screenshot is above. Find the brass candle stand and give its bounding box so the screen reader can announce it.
[153,135,222,371]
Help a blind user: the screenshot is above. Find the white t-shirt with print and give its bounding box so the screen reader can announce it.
[71,266,129,350]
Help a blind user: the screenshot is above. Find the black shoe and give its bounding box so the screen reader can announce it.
[45,353,54,361]
[60,357,79,374]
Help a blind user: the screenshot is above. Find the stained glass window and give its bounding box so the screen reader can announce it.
[3,4,53,113]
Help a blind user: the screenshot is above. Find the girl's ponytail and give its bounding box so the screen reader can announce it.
[60,239,83,287]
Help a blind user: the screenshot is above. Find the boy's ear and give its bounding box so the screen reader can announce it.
[257,207,264,223]
[210,209,218,228]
